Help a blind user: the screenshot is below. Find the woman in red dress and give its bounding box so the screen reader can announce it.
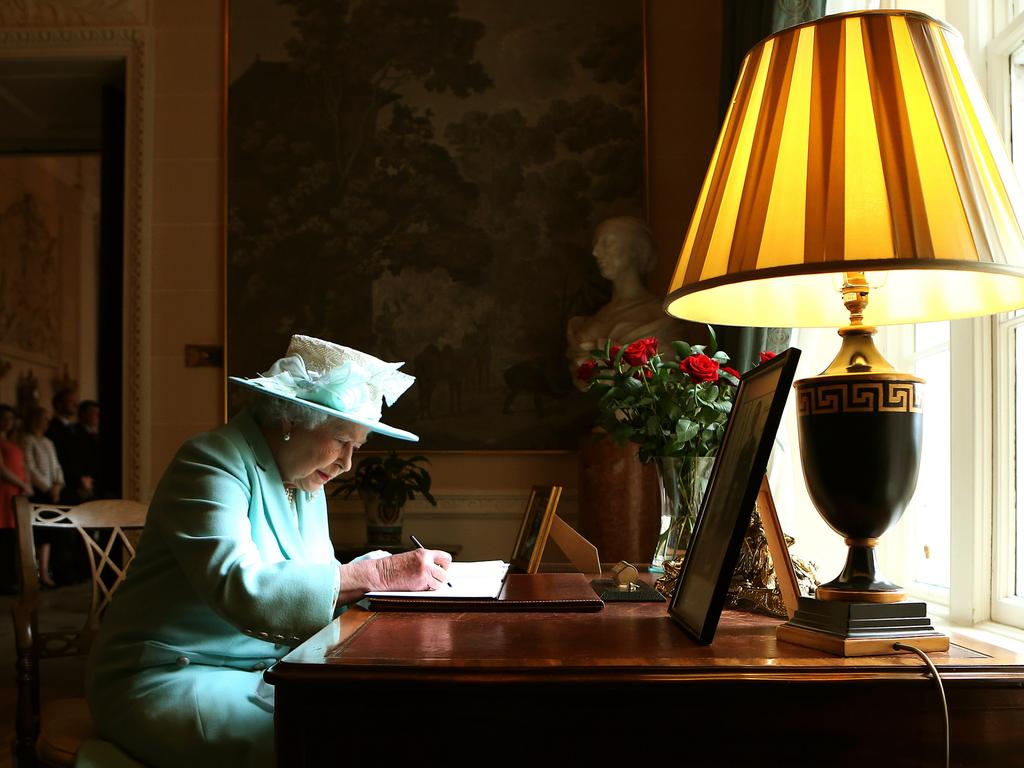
[0,404,34,592]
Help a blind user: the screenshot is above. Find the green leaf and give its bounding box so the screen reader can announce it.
[712,350,729,364]
[672,340,692,359]
[675,418,699,443]
[706,324,718,355]
[623,376,643,392]
[695,383,720,403]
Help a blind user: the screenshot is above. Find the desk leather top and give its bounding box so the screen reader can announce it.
[267,599,1024,686]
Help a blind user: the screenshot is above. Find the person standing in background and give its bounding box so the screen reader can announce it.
[69,400,101,501]
[22,406,63,587]
[46,388,79,502]
[0,404,33,593]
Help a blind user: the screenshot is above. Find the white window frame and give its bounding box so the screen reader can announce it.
[982,0,1024,628]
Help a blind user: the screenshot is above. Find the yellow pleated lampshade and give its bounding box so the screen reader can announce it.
[665,10,1024,328]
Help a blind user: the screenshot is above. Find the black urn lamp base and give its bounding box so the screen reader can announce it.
[777,596,949,657]
[815,543,907,602]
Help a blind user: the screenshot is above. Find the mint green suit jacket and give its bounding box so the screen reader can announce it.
[85,409,341,767]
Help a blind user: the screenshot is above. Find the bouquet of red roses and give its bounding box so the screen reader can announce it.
[576,328,739,463]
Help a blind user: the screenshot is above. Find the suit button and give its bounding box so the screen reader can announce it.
[176,656,190,668]
[252,661,267,671]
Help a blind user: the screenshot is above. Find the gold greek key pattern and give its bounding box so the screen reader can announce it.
[797,382,922,415]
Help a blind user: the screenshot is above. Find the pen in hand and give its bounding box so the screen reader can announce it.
[410,534,452,588]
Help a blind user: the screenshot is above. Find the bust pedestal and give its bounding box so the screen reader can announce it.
[577,431,659,563]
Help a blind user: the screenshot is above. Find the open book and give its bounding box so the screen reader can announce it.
[365,560,510,599]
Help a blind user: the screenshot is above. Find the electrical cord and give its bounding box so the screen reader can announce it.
[894,642,949,768]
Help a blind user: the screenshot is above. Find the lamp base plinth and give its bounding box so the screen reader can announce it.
[816,585,906,603]
[777,596,949,657]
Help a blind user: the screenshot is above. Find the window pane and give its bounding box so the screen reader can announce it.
[909,349,951,590]
[1015,327,1024,596]
[1014,43,1024,177]
[915,321,949,353]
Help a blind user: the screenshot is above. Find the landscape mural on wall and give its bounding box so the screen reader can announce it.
[228,0,645,450]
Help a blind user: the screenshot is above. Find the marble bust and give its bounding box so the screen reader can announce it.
[566,216,687,380]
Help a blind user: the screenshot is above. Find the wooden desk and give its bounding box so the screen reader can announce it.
[267,601,1024,767]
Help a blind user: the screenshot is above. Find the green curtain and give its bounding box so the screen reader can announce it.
[714,0,825,370]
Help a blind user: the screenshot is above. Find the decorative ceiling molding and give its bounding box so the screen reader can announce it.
[0,0,147,27]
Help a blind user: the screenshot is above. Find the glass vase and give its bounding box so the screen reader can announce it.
[650,455,715,572]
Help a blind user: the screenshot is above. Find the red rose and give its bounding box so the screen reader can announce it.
[576,360,600,383]
[680,353,720,383]
[758,351,776,363]
[610,345,622,361]
[633,367,654,380]
[723,366,741,381]
[621,337,659,367]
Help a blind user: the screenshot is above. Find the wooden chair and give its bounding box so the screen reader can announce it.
[11,496,147,767]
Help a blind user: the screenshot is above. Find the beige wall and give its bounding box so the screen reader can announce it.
[149,0,226,477]
[1,0,724,560]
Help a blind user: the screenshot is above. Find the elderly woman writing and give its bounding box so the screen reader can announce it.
[84,336,448,768]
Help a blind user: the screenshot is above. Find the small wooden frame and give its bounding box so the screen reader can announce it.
[755,476,800,619]
[510,486,562,574]
[510,486,601,575]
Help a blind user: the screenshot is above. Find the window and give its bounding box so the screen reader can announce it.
[790,0,1024,632]
[986,0,1024,628]
[874,321,951,607]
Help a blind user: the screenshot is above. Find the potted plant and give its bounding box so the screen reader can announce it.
[334,452,437,546]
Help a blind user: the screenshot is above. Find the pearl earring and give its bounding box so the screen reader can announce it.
[283,432,291,442]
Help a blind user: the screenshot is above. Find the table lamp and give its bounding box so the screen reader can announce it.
[666,10,1024,655]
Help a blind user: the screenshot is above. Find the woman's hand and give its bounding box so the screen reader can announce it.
[48,484,62,503]
[374,549,453,592]
[336,548,452,606]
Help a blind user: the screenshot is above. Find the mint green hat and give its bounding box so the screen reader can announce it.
[229,335,418,441]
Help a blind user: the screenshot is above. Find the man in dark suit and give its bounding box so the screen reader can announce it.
[46,388,79,502]
[73,400,101,500]
[45,388,90,584]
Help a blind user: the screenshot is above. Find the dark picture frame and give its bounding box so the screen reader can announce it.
[509,485,562,574]
[226,0,647,450]
[669,349,801,644]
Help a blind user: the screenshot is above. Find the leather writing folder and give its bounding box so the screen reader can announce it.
[367,573,604,612]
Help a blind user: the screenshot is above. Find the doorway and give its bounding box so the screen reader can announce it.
[0,58,125,497]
